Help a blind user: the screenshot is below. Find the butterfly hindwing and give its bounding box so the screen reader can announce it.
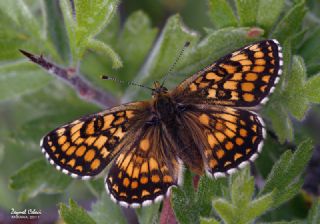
[105,125,181,207]
[173,39,283,107]
[41,102,151,179]
[180,105,265,178]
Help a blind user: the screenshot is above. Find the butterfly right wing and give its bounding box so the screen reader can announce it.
[40,101,152,180]
[179,105,265,178]
[172,39,283,107]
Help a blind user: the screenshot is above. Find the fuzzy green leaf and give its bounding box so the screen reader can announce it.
[280,39,293,85]
[200,217,220,224]
[122,14,199,101]
[235,0,258,26]
[259,150,292,195]
[212,199,235,224]
[196,175,226,216]
[283,56,309,120]
[75,0,118,38]
[279,54,320,122]
[213,168,274,224]
[60,0,119,62]
[246,193,275,222]
[256,0,285,32]
[172,169,199,224]
[86,178,105,198]
[299,28,320,70]
[307,199,320,224]
[230,167,254,207]
[9,159,72,201]
[60,0,76,60]
[60,199,96,224]
[80,11,157,95]
[304,73,320,103]
[208,0,238,28]
[272,0,306,43]
[89,193,126,224]
[268,52,320,128]
[1,83,99,149]
[43,0,70,63]
[116,11,158,81]
[0,0,53,60]
[272,179,304,209]
[264,103,294,143]
[0,0,42,41]
[0,62,51,102]
[260,139,313,208]
[87,39,122,69]
[136,203,160,224]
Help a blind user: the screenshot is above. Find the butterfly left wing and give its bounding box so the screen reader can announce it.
[105,124,182,208]
[179,105,265,178]
[172,39,283,107]
[40,101,151,179]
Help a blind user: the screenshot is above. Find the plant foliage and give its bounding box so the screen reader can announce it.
[0,0,320,223]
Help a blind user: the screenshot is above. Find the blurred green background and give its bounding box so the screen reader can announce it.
[0,0,320,223]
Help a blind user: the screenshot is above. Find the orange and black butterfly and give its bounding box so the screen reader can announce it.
[41,39,283,208]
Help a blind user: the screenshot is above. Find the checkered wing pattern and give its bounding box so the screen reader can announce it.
[173,39,283,106]
[105,124,181,208]
[40,102,151,179]
[180,105,265,178]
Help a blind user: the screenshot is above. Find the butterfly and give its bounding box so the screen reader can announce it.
[40,39,283,208]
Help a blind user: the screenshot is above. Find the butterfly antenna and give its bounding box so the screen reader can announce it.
[161,41,190,87]
[101,75,154,91]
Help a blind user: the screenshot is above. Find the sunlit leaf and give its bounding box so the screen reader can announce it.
[60,199,96,224]
[9,159,72,201]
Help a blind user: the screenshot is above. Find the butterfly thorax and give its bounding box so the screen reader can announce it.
[149,82,176,123]
[153,94,174,119]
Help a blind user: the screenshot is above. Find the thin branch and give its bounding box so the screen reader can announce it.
[19,49,118,108]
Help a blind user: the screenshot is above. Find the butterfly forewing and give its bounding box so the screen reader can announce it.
[173,39,282,106]
[41,102,151,179]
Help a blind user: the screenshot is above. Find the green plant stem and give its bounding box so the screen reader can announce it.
[86,39,122,69]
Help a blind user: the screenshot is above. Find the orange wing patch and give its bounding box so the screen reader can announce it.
[173,39,283,107]
[41,102,149,180]
[182,106,265,179]
[105,127,181,208]
[202,107,265,178]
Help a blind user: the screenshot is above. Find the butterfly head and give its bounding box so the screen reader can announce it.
[152,81,168,98]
